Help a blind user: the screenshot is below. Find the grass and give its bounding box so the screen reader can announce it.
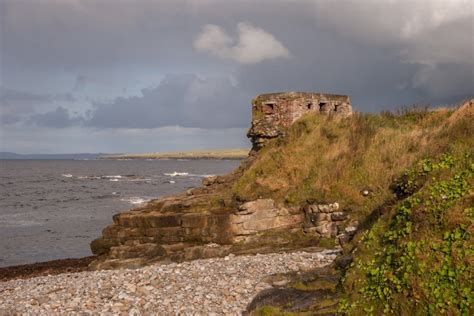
[232,107,457,223]
[340,151,473,315]
[233,99,473,314]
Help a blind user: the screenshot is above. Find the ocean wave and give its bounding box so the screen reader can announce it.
[102,175,123,179]
[188,173,216,178]
[0,218,43,227]
[62,174,152,182]
[164,172,189,177]
[120,196,152,205]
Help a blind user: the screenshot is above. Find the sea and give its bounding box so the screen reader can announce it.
[0,159,241,267]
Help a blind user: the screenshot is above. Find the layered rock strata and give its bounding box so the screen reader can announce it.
[90,184,355,269]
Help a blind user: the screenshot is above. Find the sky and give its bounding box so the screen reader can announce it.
[0,0,473,154]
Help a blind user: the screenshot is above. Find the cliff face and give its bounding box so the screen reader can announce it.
[90,91,355,269]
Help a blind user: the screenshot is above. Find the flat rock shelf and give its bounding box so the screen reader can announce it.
[0,249,338,314]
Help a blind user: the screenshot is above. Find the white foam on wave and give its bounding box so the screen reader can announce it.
[0,215,43,227]
[62,174,73,178]
[164,172,189,177]
[77,176,101,180]
[120,197,152,205]
[188,173,216,178]
[103,175,123,179]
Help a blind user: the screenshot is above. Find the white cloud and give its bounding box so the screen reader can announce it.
[194,22,290,64]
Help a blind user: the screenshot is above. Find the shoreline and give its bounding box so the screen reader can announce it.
[0,256,95,282]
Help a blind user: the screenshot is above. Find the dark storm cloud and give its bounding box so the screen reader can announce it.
[0,87,51,124]
[0,87,77,125]
[29,106,83,128]
[86,74,251,129]
[1,0,211,72]
[1,0,472,136]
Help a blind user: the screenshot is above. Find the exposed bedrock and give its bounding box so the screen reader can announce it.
[90,188,356,269]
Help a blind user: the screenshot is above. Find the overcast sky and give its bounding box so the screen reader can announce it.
[1,0,472,154]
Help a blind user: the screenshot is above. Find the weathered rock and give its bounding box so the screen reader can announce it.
[245,288,338,313]
[315,222,338,238]
[230,199,303,239]
[202,176,218,186]
[331,212,349,221]
[90,196,352,268]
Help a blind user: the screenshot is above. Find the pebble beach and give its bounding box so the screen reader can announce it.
[0,250,339,315]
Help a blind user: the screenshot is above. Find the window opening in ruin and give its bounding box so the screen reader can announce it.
[334,104,339,112]
[307,103,312,110]
[319,102,327,111]
[262,103,275,114]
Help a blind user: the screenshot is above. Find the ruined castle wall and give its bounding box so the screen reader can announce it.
[248,92,352,150]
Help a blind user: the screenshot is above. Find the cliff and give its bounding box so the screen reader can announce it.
[89,92,354,270]
[90,95,473,314]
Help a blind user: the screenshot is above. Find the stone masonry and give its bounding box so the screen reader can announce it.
[248,92,352,150]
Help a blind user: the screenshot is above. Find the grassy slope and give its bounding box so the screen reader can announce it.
[100,148,250,160]
[233,101,472,314]
[339,103,473,315]
[234,107,460,222]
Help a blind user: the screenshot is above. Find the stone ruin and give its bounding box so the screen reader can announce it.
[248,92,352,150]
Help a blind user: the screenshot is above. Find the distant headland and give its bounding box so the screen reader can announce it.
[99,148,250,160]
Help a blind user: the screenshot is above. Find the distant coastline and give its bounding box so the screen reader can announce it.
[99,148,250,160]
[0,152,103,160]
